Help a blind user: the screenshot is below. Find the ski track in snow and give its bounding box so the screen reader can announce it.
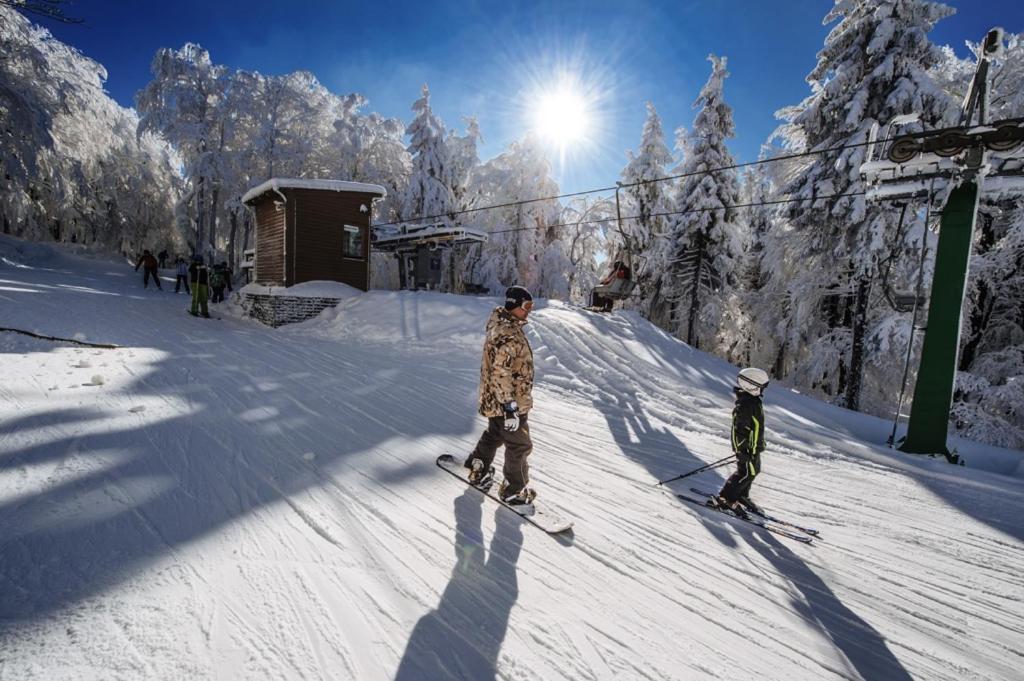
[0,236,1022,680]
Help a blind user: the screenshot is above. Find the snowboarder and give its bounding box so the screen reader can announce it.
[188,255,210,318]
[134,250,162,290]
[174,257,190,294]
[464,285,537,506]
[707,367,770,517]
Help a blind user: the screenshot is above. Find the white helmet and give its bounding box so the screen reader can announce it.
[737,367,770,396]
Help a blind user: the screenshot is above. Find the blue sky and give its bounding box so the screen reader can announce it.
[37,0,1024,194]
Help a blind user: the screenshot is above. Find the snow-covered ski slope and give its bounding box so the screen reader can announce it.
[1,234,1022,681]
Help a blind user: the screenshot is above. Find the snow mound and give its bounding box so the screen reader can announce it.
[240,280,364,299]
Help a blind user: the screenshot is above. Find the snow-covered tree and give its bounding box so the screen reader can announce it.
[768,0,955,410]
[619,102,675,322]
[472,135,560,294]
[560,195,614,303]
[0,6,179,251]
[660,55,743,350]
[402,84,455,224]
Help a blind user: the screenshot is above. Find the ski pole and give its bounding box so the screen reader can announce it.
[656,455,736,486]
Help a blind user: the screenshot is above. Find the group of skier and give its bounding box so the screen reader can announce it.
[133,250,234,318]
[465,285,770,518]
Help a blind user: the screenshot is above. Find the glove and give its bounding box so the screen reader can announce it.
[503,401,520,432]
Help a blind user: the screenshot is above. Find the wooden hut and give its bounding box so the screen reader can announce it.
[241,178,386,291]
[240,179,385,326]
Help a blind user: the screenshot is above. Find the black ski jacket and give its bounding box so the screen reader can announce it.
[188,262,210,286]
[731,389,765,457]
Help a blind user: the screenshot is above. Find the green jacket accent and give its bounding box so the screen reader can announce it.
[731,389,765,456]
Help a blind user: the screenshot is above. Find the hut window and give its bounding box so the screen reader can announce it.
[343,224,364,258]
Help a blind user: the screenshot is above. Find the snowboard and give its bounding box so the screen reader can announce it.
[436,454,573,534]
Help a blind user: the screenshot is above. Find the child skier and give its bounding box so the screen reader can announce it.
[708,367,770,517]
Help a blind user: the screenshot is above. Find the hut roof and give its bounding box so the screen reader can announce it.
[242,178,387,204]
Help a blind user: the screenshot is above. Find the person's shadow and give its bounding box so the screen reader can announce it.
[746,533,914,681]
[394,488,524,680]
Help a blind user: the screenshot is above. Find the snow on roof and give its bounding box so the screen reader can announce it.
[242,178,386,204]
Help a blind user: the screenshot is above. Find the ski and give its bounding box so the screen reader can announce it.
[675,493,813,544]
[436,454,573,534]
[689,488,820,537]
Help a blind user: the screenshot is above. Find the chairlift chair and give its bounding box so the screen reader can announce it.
[587,183,641,311]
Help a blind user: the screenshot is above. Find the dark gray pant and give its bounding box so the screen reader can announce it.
[466,414,533,496]
[720,451,761,503]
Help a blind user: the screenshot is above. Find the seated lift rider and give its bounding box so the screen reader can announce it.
[590,260,633,311]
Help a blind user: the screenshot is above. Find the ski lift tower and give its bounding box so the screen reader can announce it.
[860,28,1024,461]
[372,222,487,291]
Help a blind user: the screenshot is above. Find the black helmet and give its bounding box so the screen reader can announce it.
[504,285,533,310]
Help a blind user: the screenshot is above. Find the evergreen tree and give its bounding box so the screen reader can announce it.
[402,84,455,224]
[662,55,742,350]
[769,0,955,409]
[619,102,675,323]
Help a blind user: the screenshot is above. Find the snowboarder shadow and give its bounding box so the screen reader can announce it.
[394,488,524,680]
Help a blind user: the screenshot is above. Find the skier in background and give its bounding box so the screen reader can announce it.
[211,260,234,302]
[157,249,169,269]
[174,256,190,294]
[708,367,770,517]
[464,285,537,506]
[134,250,162,290]
[210,263,228,303]
[188,255,210,318]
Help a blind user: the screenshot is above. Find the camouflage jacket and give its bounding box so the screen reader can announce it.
[478,307,534,417]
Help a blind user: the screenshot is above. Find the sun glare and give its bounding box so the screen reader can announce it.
[534,88,590,147]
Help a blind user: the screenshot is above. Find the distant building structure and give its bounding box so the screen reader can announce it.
[371,222,487,291]
[240,178,385,326]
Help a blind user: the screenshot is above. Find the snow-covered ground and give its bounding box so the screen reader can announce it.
[1,234,1022,681]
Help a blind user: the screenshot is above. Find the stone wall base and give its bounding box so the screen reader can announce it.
[242,294,342,327]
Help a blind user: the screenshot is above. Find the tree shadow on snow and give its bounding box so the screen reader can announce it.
[0,275,481,646]
[393,488,524,681]
[594,388,702,484]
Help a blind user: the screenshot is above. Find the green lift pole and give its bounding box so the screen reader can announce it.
[898,181,980,459]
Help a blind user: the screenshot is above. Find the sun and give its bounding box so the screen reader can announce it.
[533,87,590,147]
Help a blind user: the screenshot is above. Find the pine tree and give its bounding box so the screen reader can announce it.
[402,84,455,224]
[769,0,955,409]
[619,102,675,323]
[662,55,742,350]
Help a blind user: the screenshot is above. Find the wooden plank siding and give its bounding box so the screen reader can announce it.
[254,196,286,285]
[291,188,373,291]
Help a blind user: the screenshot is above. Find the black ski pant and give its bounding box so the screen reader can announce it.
[720,451,761,503]
[465,413,532,496]
[142,266,161,289]
[175,274,190,293]
[211,285,225,303]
